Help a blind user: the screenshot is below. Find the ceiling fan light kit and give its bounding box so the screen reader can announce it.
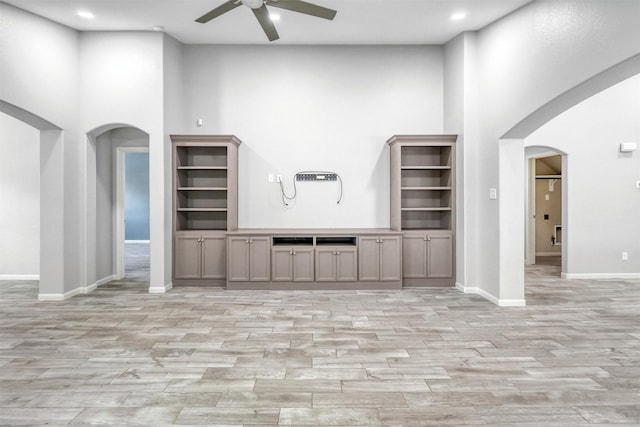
[196,0,337,42]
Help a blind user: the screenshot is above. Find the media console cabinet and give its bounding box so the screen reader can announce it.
[171,134,457,289]
[226,229,403,290]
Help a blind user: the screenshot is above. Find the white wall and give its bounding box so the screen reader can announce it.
[95,132,114,282]
[79,32,170,292]
[526,74,640,276]
[162,34,187,286]
[183,45,444,228]
[458,0,640,302]
[444,32,480,290]
[0,113,40,278]
[0,3,82,297]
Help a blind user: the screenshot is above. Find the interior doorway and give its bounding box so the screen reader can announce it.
[116,147,150,282]
[122,150,150,280]
[526,148,565,271]
[0,112,40,281]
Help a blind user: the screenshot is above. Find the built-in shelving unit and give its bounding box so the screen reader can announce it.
[174,143,236,231]
[171,135,241,286]
[395,142,454,230]
[388,135,457,286]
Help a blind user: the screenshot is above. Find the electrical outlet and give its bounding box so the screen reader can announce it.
[622,251,629,261]
[268,173,274,183]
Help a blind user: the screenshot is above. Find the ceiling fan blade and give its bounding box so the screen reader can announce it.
[253,5,280,41]
[266,0,337,20]
[196,0,242,23]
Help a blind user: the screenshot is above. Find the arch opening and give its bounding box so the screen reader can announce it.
[498,55,640,305]
[85,125,150,292]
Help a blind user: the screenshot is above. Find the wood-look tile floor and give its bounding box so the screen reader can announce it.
[1,259,639,425]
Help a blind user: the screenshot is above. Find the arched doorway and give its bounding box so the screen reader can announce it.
[498,54,640,305]
[0,100,65,299]
[85,125,150,290]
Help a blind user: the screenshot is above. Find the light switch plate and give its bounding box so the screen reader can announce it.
[489,188,497,200]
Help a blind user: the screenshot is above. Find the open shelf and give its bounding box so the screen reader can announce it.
[176,146,228,168]
[400,145,452,168]
[401,210,452,230]
[172,136,240,232]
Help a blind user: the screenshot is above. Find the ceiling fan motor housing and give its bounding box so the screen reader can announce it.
[241,0,264,9]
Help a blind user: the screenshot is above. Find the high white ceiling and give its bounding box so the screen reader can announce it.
[4,0,532,45]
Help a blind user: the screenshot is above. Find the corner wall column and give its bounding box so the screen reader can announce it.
[498,138,526,306]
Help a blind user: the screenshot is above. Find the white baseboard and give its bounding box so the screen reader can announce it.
[536,252,561,257]
[149,282,173,294]
[0,274,40,280]
[562,272,640,280]
[498,298,527,307]
[38,286,86,301]
[37,277,116,301]
[456,282,526,307]
[125,240,150,244]
[96,275,117,287]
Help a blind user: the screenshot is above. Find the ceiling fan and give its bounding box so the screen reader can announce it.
[195,0,337,42]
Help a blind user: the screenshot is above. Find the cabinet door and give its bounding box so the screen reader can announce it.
[175,235,202,279]
[227,237,250,281]
[292,247,314,282]
[249,237,271,281]
[427,234,454,278]
[272,247,293,282]
[201,235,226,279]
[315,247,337,282]
[402,234,428,279]
[379,236,401,281]
[336,247,357,282]
[358,237,380,281]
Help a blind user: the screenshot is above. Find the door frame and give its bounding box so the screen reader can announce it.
[115,146,149,279]
[524,147,566,269]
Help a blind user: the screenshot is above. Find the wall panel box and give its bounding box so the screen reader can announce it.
[171,135,241,286]
[620,142,637,152]
[388,135,457,287]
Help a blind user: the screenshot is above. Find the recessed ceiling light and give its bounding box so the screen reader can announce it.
[451,12,467,21]
[77,10,95,19]
[269,13,281,21]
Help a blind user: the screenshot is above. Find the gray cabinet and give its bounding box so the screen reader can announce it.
[315,247,357,282]
[227,236,270,282]
[403,231,453,280]
[272,247,314,282]
[174,232,225,280]
[388,135,456,286]
[171,135,240,286]
[358,236,401,281]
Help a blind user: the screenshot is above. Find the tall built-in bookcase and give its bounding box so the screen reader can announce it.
[171,135,240,286]
[388,135,457,286]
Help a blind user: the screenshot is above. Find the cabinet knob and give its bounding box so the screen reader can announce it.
[427,236,431,241]
[289,250,293,255]
[336,251,341,255]
[245,239,250,244]
[292,251,296,256]
[249,240,253,244]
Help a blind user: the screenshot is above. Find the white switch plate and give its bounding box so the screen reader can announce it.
[622,252,629,261]
[489,188,497,200]
[545,194,550,201]
[268,173,274,183]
